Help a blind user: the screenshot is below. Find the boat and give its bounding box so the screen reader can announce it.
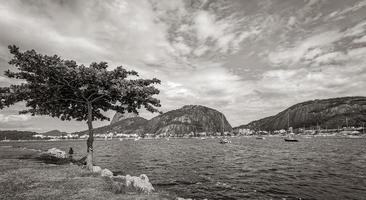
[256,136,265,140]
[134,137,141,141]
[284,112,299,142]
[284,131,299,142]
[284,138,299,142]
[219,138,231,144]
[219,114,231,144]
[119,138,123,141]
[1,137,10,142]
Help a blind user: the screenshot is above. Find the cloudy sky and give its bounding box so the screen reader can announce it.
[0,0,366,132]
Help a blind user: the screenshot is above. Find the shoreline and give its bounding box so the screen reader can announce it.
[1,134,365,143]
[0,146,175,200]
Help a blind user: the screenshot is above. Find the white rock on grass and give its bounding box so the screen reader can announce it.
[101,168,113,177]
[125,174,155,193]
[111,174,155,194]
[45,148,66,158]
[92,165,102,173]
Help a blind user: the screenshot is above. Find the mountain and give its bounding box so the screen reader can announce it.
[43,130,68,136]
[110,112,139,125]
[0,130,37,140]
[144,105,232,137]
[75,105,231,137]
[75,117,148,136]
[236,96,366,131]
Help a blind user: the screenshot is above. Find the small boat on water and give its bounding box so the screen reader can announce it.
[284,138,299,142]
[256,136,265,140]
[119,138,123,141]
[1,137,10,142]
[284,113,299,142]
[284,132,298,142]
[219,114,231,144]
[219,138,231,144]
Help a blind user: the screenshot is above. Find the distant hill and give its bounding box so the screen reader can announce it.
[75,105,232,137]
[43,130,68,136]
[0,130,37,140]
[144,105,232,137]
[75,117,148,136]
[235,96,366,131]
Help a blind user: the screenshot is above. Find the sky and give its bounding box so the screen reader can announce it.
[0,0,366,133]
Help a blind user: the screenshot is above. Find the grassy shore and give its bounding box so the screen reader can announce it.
[0,146,173,200]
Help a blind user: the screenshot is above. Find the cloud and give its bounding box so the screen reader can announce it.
[268,30,344,65]
[0,1,106,63]
[172,41,192,56]
[353,35,366,43]
[268,18,366,67]
[312,51,348,65]
[325,1,366,21]
[163,81,195,98]
[0,0,366,131]
[0,75,11,86]
[287,16,297,27]
[343,21,366,37]
[0,114,30,123]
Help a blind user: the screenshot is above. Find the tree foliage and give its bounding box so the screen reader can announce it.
[0,45,161,121]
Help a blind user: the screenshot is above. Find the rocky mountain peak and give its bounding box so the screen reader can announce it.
[144,105,232,136]
[110,112,139,125]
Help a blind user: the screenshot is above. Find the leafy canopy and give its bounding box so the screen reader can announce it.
[0,45,161,121]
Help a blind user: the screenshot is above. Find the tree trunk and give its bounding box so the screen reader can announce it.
[86,101,94,171]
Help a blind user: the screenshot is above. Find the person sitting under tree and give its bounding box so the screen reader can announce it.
[68,147,74,159]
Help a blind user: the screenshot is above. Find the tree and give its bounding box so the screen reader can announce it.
[0,45,161,170]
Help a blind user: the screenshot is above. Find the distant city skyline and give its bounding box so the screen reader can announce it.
[0,0,366,132]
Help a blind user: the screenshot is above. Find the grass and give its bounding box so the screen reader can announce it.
[0,146,175,200]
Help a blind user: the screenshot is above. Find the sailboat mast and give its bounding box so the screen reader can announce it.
[221,114,224,134]
[287,112,290,130]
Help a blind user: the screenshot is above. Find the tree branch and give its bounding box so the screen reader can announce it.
[90,94,107,103]
[48,75,87,101]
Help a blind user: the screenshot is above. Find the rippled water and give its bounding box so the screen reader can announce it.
[2,137,366,199]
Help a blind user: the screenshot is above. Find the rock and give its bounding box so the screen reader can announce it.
[101,168,113,177]
[145,105,232,137]
[44,148,66,158]
[128,174,154,193]
[111,112,139,124]
[111,174,154,194]
[92,166,102,173]
[125,175,133,187]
